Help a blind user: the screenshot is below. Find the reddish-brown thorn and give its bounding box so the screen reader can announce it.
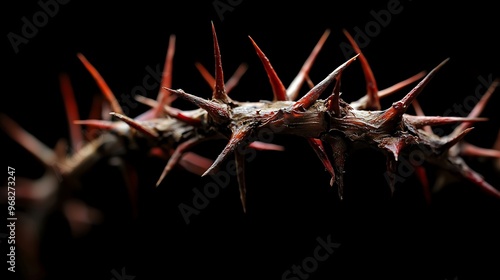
[101,100,112,121]
[380,136,411,161]
[225,63,248,94]
[211,22,230,103]
[59,73,84,151]
[109,112,159,138]
[195,62,248,95]
[351,71,427,110]
[87,94,104,139]
[376,58,449,125]
[202,125,253,177]
[292,54,359,110]
[248,36,288,101]
[156,138,200,187]
[175,113,202,126]
[410,99,433,135]
[0,114,56,167]
[234,151,247,213]
[404,115,488,129]
[494,130,500,171]
[326,75,342,117]
[248,141,285,151]
[73,120,126,134]
[495,130,500,150]
[452,78,499,137]
[287,29,331,101]
[163,87,230,123]
[154,34,177,117]
[307,138,335,186]
[460,142,500,158]
[441,127,474,152]
[414,166,432,204]
[77,53,123,115]
[378,71,427,98]
[88,94,103,119]
[293,54,359,111]
[342,29,380,110]
[179,152,215,177]
[195,62,215,89]
[134,95,158,108]
[461,164,500,199]
[134,95,202,126]
[306,75,315,89]
[324,135,347,199]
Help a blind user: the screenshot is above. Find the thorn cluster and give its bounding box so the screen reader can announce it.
[2,22,499,217]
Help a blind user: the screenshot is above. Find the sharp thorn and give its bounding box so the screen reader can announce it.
[163,87,230,123]
[178,152,215,177]
[404,115,488,128]
[378,71,427,98]
[109,112,159,138]
[375,58,449,125]
[202,126,252,177]
[77,53,124,115]
[415,166,432,204]
[452,78,499,137]
[307,138,335,186]
[326,75,342,117]
[156,138,199,187]
[287,29,331,101]
[234,151,247,213]
[248,36,288,101]
[293,54,359,111]
[0,114,57,167]
[225,63,248,94]
[342,29,380,110]
[410,99,434,135]
[460,142,500,158]
[441,127,474,152]
[211,22,230,103]
[154,34,177,117]
[59,73,84,151]
[248,141,285,151]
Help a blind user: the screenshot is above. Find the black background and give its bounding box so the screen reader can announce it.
[2,0,500,279]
